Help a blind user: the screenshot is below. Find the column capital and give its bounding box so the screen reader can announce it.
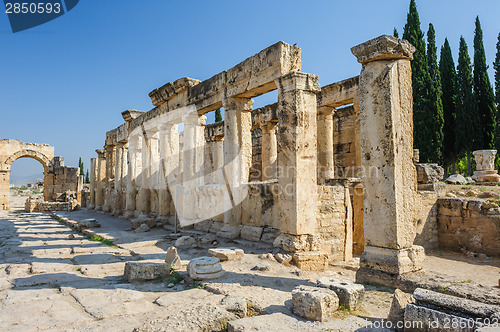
[351,35,415,64]
[318,106,336,117]
[222,97,254,111]
[183,113,207,126]
[260,120,277,133]
[275,71,320,94]
[96,149,105,158]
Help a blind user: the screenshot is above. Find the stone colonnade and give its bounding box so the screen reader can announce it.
[89,36,423,278]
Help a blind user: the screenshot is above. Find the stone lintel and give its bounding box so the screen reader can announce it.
[149,77,201,107]
[275,71,320,94]
[122,110,145,122]
[317,76,359,108]
[351,35,415,64]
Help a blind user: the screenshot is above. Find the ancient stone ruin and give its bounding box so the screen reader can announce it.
[0,139,83,211]
[87,35,433,281]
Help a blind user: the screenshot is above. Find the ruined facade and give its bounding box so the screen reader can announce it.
[0,139,83,211]
[90,36,425,274]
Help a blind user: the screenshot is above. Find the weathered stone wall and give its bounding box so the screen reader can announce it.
[413,191,439,250]
[316,184,351,261]
[332,106,360,178]
[44,157,83,202]
[437,198,500,256]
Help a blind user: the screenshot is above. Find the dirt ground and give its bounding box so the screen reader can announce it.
[0,192,499,331]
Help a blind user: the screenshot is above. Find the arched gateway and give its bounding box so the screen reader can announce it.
[0,139,55,210]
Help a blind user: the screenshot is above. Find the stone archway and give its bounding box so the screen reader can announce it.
[0,139,55,210]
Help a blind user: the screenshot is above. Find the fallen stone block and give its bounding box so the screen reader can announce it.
[274,252,292,265]
[124,262,170,282]
[292,285,339,321]
[240,225,263,242]
[415,163,444,183]
[77,218,100,230]
[208,247,244,261]
[217,225,241,239]
[292,250,328,271]
[413,288,500,319]
[388,289,414,330]
[193,220,213,232]
[174,236,195,247]
[404,303,478,332]
[221,295,247,318]
[165,246,181,270]
[317,277,365,310]
[260,227,281,244]
[134,223,150,233]
[187,256,225,281]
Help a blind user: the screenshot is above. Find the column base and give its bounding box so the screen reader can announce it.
[359,245,424,275]
[95,205,103,211]
[88,204,95,210]
[472,170,500,182]
[122,210,135,219]
[103,206,112,213]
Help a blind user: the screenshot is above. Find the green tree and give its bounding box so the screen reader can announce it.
[456,37,480,176]
[426,23,444,164]
[78,157,84,177]
[493,32,500,150]
[403,0,435,162]
[215,108,222,122]
[439,38,458,174]
[494,32,500,107]
[473,17,497,149]
[393,27,399,38]
[85,170,90,184]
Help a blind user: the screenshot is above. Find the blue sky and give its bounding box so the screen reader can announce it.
[2,0,500,180]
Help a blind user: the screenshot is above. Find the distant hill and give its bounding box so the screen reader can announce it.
[9,173,44,187]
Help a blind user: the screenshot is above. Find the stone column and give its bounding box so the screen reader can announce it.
[274,72,320,237]
[149,131,160,217]
[88,158,97,209]
[158,123,179,221]
[124,135,142,219]
[103,145,116,213]
[95,149,106,210]
[219,97,253,237]
[136,133,152,218]
[317,106,335,184]
[213,136,224,184]
[351,35,423,279]
[178,114,206,221]
[261,121,278,181]
[113,142,126,215]
[0,170,10,210]
[183,114,206,186]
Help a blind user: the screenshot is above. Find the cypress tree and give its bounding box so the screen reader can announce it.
[494,33,500,107]
[473,16,497,149]
[403,0,435,162]
[85,170,90,184]
[426,23,444,163]
[494,33,500,150]
[393,28,399,38]
[78,157,84,177]
[215,108,222,122]
[439,38,458,174]
[456,37,480,176]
